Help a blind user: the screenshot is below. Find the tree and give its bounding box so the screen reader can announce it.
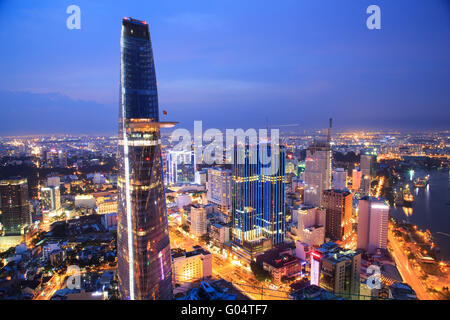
[250,261,272,282]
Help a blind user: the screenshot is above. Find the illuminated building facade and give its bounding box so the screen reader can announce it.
[206,167,232,216]
[172,246,212,285]
[295,206,326,247]
[94,191,118,215]
[40,186,61,212]
[357,196,389,253]
[166,150,196,185]
[117,17,173,300]
[360,153,377,196]
[352,168,362,192]
[312,242,361,299]
[190,204,207,238]
[232,144,285,262]
[304,141,332,207]
[322,189,352,241]
[0,178,31,235]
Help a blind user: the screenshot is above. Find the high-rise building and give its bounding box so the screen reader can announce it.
[352,168,362,192]
[360,153,377,196]
[117,17,173,300]
[0,178,31,235]
[190,204,207,238]
[232,144,285,262]
[357,197,389,253]
[322,189,352,241]
[311,242,361,299]
[166,150,196,185]
[206,167,232,216]
[294,205,326,247]
[360,153,377,178]
[332,168,347,190]
[304,120,332,207]
[40,186,61,212]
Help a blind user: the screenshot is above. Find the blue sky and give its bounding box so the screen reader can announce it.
[0,0,449,135]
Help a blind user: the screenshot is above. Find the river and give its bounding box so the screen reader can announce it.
[390,168,450,261]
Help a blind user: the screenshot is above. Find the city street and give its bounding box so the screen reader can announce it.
[170,226,290,300]
[388,227,433,300]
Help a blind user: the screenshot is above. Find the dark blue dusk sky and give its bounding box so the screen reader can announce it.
[0,0,449,135]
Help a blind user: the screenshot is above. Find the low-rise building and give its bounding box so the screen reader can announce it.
[172,246,212,285]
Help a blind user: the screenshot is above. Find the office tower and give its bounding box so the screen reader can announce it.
[352,168,362,192]
[360,153,377,178]
[304,120,332,207]
[190,204,207,238]
[171,246,212,285]
[166,150,196,185]
[232,143,285,262]
[322,189,352,241]
[44,149,59,168]
[40,186,61,212]
[206,167,232,216]
[360,153,377,196]
[0,178,31,235]
[311,242,361,299]
[295,205,326,247]
[117,17,173,300]
[357,197,389,254]
[58,151,68,168]
[332,168,347,190]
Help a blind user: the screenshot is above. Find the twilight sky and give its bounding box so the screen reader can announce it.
[0,0,449,135]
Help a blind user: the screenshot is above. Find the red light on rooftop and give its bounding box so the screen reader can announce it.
[311,252,321,259]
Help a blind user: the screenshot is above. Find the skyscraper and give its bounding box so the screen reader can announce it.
[232,143,285,262]
[295,206,326,247]
[357,196,389,254]
[360,153,377,196]
[0,177,31,236]
[40,186,61,212]
[304,119,332,207]
[117,17,173,300]
[352,168,362,192]
[332,168,347,190]
[165,150,196,185]
[190,204,207,238]
[206,167,232,217]
[322,189,353,242]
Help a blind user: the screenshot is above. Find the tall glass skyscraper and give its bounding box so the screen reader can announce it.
[231,144,285,262]
[117,17,173,300]
[0,177,31,236]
